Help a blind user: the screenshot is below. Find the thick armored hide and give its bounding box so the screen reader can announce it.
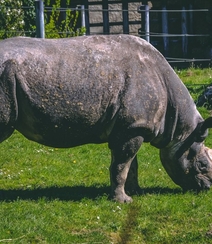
[0,35,200,148]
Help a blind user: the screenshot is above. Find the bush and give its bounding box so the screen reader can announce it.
[0,0,24,39]
[45,0,85,38]
[22,0,36,37]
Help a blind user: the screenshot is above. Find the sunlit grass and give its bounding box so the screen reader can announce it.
[176,66,212,85]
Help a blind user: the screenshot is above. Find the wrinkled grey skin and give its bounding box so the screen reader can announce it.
[0,35,212,203]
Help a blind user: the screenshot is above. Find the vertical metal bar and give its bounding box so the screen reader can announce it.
[209,8,212,61]
[139,5,146,38]
[138,5,149,42]
[81,5,86,36]
[102,0,109,34]
[60,0,66,23]
[84,0,90,35]
[188,3,193,57]
[162,3,169,56]
[189,3,193,34]
[145,5,150,42]
[35,0,45,38]
[122,2,129,34]
[182,6,188,57]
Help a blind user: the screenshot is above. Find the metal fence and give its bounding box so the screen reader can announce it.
[138,6,212,67]
[0,1,211,68]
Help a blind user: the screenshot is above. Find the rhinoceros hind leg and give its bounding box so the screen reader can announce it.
[125,156,141,195]
[109,136,143,203]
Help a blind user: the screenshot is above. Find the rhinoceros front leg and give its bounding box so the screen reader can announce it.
[0,60,18,142]
[109,136,143,203]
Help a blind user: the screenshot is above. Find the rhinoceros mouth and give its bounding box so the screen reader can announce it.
[195,174,211,190]
[181,173,211,192]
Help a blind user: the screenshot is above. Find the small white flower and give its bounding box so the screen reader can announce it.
[117,206,121,210]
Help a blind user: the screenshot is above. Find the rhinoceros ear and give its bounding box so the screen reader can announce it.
[176,117,212,158]
[196,117,212,142]
[185,117,212,144]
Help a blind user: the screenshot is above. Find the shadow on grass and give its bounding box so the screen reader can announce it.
[0,186,182,202]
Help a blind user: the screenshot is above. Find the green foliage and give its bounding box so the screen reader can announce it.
[0,0,24,39]
[0,0,84,39]
[22,0,36,37]
[45,0,85,38]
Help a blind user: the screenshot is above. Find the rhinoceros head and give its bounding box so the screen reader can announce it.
[160,117,212,192]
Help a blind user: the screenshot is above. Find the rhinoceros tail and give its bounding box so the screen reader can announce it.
[0,59,18,142]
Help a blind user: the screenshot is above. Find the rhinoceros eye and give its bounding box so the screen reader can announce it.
[187,148,196,160]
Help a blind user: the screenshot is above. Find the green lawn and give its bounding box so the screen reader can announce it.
[0,68,212,243]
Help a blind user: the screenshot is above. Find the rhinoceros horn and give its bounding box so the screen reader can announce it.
[176,117,212,158]
[206,148,212,160]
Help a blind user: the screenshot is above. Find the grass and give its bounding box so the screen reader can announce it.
[0,68,212,243]
[176,66,212,101]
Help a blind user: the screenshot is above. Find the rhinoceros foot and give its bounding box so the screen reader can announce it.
[112,193,133,203]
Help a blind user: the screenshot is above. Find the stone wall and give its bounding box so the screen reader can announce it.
[87,1,142,36]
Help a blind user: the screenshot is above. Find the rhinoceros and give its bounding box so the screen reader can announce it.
[0,34,212,203]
